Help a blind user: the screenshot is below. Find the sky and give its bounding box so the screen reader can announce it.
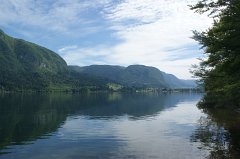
[0,0,212,79]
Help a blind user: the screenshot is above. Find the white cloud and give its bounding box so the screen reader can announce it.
[0,0,110,35]
[58,45,78,53]
[0,0,212,79]
[103,0,212,79]
[59,0,212,79]
[59,45,111,66]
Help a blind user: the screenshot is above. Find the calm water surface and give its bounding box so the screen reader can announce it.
[0,92,239,159]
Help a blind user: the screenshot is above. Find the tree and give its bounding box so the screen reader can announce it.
[190,0,240,108]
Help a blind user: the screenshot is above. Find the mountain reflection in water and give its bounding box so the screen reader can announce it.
[0,92,239,159]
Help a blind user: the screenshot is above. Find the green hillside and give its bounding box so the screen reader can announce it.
[72,65,196,88]
[0,29,108,91]
[0,29,196,91]
[120,65,168,87]
[0,29,69,90]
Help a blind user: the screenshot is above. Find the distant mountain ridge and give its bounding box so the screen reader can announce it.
[0,29,196,91]
[160,71,197,88]
[69,65,197,88]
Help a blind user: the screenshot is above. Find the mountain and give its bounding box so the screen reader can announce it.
[69,65,124,82]
[161,72,197,88]
[120,65,168,87]
[70,65,167,87]
[0,29,108,91]
[0,29,69,90]
[70,65,196,88]
[0,29,196,91]
[181,79,197,88]
[0,30,68,73]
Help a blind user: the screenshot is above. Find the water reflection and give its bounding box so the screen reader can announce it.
[191,108,240,159]
[0,92,227,159]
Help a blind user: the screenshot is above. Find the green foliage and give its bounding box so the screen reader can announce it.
[191,0,240,107]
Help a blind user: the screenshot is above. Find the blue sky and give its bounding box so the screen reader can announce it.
[0,0,212,79]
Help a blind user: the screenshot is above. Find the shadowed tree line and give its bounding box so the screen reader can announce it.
[190,1,240,158]
[191,0,240,108]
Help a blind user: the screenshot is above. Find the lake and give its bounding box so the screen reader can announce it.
[0,92,239,159]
